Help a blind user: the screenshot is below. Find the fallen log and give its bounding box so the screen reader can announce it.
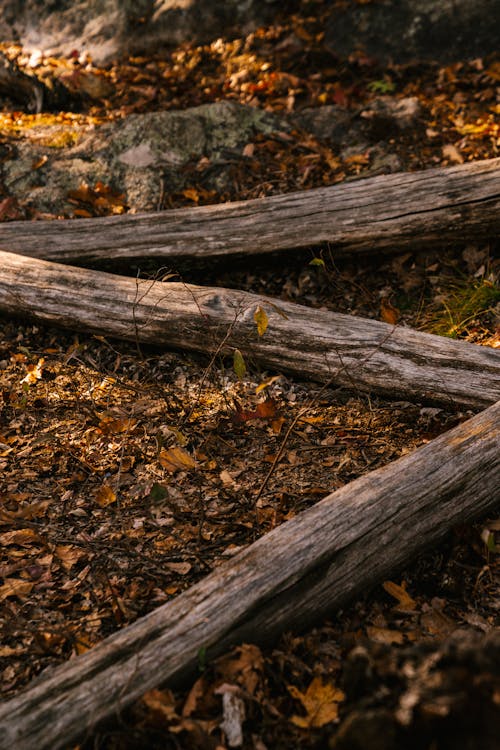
[1,250,499,409]
[0,158,499,263]
[0,400,498,750]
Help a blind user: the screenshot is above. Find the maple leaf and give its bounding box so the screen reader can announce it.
[288,676,344,728]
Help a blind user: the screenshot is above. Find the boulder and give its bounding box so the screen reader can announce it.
[325,0,500,65]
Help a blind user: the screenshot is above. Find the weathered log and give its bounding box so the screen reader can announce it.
[0,400,498,750]
[1,249,499,409]
[0,158,499,263]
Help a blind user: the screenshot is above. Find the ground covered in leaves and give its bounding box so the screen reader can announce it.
[0,1,499,748]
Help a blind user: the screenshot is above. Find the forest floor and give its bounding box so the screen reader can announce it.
[0,2,499,749]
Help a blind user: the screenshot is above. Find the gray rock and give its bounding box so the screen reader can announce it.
[325,0,500,64]
[0,0,286,64]
[2,101,288,213]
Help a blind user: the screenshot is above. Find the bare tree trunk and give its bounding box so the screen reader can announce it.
[1,249,499,408]
[0,158,498,263]
[0,400,498,750]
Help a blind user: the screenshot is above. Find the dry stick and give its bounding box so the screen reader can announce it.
[0,158,499,263]
[0,250,499,410]
[0,400,498,750]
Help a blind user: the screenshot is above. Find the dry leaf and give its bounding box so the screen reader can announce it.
[380,297,400,325]
[0,528,40,546]
[383,580,417,611]
[0,578,34,601]
[166,561,192,575]
[366,625,405,644]
[182,676,206,718]
[216,644,264,697]
[442,143,464,164]
[21,358,45,385]
[159,446,196,473]
[98,415,137,434]
[94,484,116,507]
[233,349,247,379]
[420,609,456,637]
[142,688,178,722]
[253,305,269,336]
[288,676,344,728]
[55,544,86,571]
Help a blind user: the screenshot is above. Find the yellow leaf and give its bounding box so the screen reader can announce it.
[94,484,116,507]
[288,677,344,728]
[253,305,269,336]
[255,374,281,394]
[233,349,246,379]
[159,446,196,473]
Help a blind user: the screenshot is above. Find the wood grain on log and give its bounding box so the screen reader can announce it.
[0,400,498,750]
[0,158,499,263]
[0,250,499,408]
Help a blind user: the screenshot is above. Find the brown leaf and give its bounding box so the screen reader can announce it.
[366,625,405,644]
[142,688,178,723]
[0,578,34,601]
[166,561,192,575]
[55,545,86,571]
[0,528,40,546]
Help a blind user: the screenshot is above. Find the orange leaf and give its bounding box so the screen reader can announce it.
[94,484,116,507]
[233,398,277,422]
[382,580,417,611]
[159,446,196,473]
[21,358,45,385]
[380,297,399,325]
[288,676,344,728]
